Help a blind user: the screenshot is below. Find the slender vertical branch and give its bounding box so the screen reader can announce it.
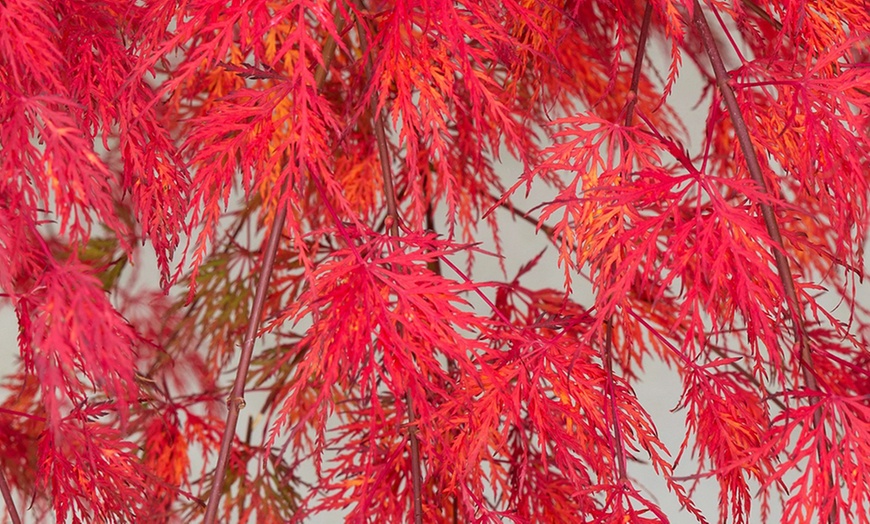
[602,320,629,480]
[202,204,287,524]
[201,22,343,524]
[601,1,654,485]
[403,390,424,524]
[691,0,817,390]
[0,467,22,524]
[624,2,654,129]
[692,3,834,521]
[352,4,424,523]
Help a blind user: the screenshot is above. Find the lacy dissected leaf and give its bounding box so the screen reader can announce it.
[513,112,664,290]
[57,0,189,281]
[677,364,774,524]
[1,94,128,244]
[137,0,342,288]
[1,0,188,282]
[37,410,151,524]
[0,370,48,517]
[142,411,191,517]
[265,231,498,519]
[731,48,870,277]
[16,259,140,425]
[756,393,870,524]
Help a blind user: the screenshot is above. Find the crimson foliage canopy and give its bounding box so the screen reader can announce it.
[0,1,869,523]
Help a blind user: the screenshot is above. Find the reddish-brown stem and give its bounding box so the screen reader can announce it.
[599,0,654,485]
[0,467,21,524]
[490,193,555,237]
[707,343,788,411]
[201,22,342,524]
[202,204,287,524]
[691,0,817,391]
[740,0,782,30]
[602,321,628,480]
[404,390,424,524]
[624,2,654,128]
[692,3,834,520]
[352,4,424,523]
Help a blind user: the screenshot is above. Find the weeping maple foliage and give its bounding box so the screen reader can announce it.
[1,0,869,522]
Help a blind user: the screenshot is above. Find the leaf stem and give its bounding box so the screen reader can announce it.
[691,0,817,392]
[201,20,343,524]
[352,3,424,522]
[692,3,835,520]
[0,467,21,524]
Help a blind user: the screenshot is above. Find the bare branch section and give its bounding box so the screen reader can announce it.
[0,467,22,524]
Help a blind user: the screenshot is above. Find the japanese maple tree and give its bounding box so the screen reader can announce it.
[1,0,869,522]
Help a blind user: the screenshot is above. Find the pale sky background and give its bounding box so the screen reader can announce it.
[1,22,867,524]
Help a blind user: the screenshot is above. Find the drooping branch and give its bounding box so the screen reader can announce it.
[201,18,344,524]
[691,0,818,391]
[0,466,22,524]
[599,0,654,485]
[691,3,835,520]
[352,3,424,522]
[624,2,654,129]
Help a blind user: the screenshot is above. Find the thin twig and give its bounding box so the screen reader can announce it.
[691,0,818,393]
[491,193,554,237]
[351,3,424,521]
[602,321,628,480]
[740,0,782,31]
[624,2,654,129]
[0,467,22,524]
[601,0,654,485]
[707,343,788,412]
[691,2,834,521]
[201,18,343,524]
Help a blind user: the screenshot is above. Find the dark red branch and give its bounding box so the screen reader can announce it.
[624,2,654,129]
[201,204,287,524]
[0,467,21,524]
[602,321,628,480]
[691,0,817,390]
[352,4,424,522]
[201,22,343,524]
